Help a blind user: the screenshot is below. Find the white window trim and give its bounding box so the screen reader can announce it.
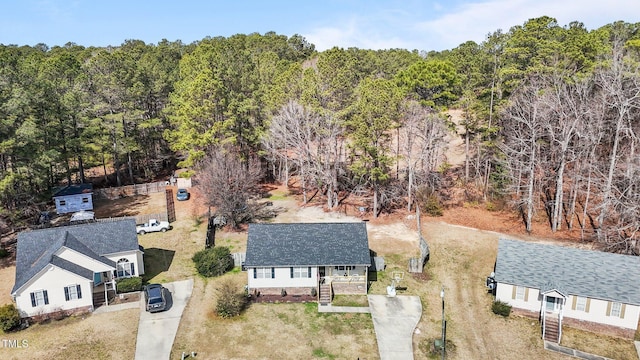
[515,286,525,300]
[576,296,587,312]
[33,290,46,306]
[292,267,309,278]
[255,267,273,279]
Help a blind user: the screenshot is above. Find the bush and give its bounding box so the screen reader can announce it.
[0,304,21,332]
[423,194,443,216]
[216,280,248,318]
[116,277,143,293]
[492,300,511,317]
[192,246,234,277]
[0,248,8,258]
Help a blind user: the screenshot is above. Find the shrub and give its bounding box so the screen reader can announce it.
[116,277,143,293]
[216,280,248,318]
[492,300,511,317]
[0,248,8,258]
[0,304,21,332]
[192,246,234,277]
[423,194,443,216]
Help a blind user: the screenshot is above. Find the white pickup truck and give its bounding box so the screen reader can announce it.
[136,219,171,235]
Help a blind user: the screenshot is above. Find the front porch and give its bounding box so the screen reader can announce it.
[92,282,117,309]
[541,287,566,344]
[318,274,368,304]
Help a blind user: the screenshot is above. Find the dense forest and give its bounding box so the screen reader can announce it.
[0,17,639,254]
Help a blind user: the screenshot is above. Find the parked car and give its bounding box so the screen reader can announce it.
[144,283,167,313]
[136,219,171,235]
[176,188,189,201]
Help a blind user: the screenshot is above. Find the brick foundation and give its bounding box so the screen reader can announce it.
[251,287,314,297]
[509,308,636,339]
[331,282,367,295]
[563,317,636,339]
[26,305,93,323]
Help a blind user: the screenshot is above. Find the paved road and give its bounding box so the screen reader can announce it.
[368,295,422,360]
[134,279,194,360]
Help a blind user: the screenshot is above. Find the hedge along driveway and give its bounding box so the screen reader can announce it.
[134,279,194,360]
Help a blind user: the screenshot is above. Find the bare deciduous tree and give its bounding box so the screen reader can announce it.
[197,146,263,229]
[399,100,448,211]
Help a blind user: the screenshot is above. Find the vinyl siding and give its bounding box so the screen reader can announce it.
[15,265,92,317]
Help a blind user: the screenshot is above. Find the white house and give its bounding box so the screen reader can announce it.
[493,239,640,341]
[53,184,94,214]
[244,222,372,304]
[11,219,144,320]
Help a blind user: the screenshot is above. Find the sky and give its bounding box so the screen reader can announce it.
[0,0,638,52]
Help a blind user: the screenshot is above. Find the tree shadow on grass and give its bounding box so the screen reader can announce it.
[142,248,175,282]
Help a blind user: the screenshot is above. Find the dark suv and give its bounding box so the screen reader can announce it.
[144,284,167,313]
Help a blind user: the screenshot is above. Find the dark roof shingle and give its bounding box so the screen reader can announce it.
[244,223,370,267]
[12,219,137,294]
[53,183,93,197]
[495,239,640,305]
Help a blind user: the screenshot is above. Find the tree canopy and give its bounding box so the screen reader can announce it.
[1,19,639,254]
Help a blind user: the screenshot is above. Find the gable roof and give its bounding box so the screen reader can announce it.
[53,183,93,197]
[244,223,370,267]
[495,239,640,305]
[12,219,138,294]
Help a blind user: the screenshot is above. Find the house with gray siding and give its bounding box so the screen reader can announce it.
[493,239,640,342]
[244,222,371,304]
[11,219,144,320]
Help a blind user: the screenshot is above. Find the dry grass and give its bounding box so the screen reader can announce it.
[171,272,377,359]
[0,309,139,360]
[0,266,15,305]
[1,187,637,359]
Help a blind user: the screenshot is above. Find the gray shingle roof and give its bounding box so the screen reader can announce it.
[50,255,94,281]
[495,239,640,305]
[244,223,371,267]
[53,183,93,197]
[12,219,138,294]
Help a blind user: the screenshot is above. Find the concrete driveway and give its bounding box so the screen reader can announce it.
[368,295,422,360]
[134,279,194,360]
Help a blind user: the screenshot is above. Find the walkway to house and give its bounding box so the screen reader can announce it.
[368,295,422,360]
[93,298,140,314]
[134,279,194,360]
[544,341,615,360]
[317,303,371,313]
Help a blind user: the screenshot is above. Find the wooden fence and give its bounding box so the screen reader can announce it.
[96,212,168,225]
[231,252,246,268]
[93,181,167,200]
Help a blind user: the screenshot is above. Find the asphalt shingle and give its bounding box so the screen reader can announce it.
[495,239,640,305]
[53,183,93,197]
[12,219,138,294]
[244,223,371,267]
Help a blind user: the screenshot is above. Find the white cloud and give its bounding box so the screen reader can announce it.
[304,0,640,52]
[415,0,640,50]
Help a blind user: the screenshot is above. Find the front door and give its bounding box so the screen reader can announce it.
[545,296,561,312]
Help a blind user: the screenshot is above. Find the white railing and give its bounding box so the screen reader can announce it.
[330,275,366,283]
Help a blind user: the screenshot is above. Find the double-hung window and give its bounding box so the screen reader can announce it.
[254,267,274,279]
[291,267,311,278]
[515,286,525,300]
[610,302,622,317]
[65,284,82,301]
[575,296,587,312]
[30,290,49,307]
